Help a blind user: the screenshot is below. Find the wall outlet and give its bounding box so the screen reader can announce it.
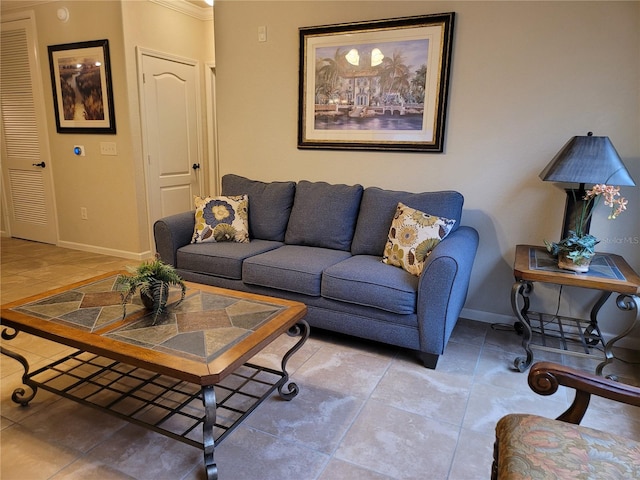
[100,142,117,156]
[80,207,88,220]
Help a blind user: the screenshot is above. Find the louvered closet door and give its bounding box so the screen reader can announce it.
[1,16,57,244]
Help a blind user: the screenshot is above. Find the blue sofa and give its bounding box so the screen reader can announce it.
[154,174,479,368]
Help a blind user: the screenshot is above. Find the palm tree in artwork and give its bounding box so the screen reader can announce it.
[379,51,411,103]
[315,48,347,104]
[411,64,427,103]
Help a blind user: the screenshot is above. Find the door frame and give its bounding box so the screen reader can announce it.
[136,46,203,250]
[0,10,58,243]
[205,61,220,196]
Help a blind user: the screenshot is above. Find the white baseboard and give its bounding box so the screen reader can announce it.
[460,307,639,351]
[56,240,152,261]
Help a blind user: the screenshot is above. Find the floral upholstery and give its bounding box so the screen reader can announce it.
[382,202,455,276]
[494,413,640,479]
[191,195,249,244]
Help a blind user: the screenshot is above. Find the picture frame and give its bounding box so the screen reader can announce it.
[298,13,455,152]
[47,39,116,134]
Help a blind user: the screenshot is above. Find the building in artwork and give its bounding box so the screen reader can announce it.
[315,47,421,118]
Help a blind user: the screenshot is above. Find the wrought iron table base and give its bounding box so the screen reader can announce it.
[1,320,310,480]
[511,280,639,378]
[1,328,38,406]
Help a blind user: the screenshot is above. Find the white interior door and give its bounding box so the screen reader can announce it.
[139,49,202,226]
[1,15,57,244]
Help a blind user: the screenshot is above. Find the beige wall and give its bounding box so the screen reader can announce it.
[214,1,640,341]
[1,0,214,258]
[33,0,140,255]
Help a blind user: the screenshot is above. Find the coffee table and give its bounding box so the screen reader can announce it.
[0,272,308,480]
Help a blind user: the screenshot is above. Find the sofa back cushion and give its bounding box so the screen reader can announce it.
[284,180,363,251]
[221,174,296,242]
[351,187,464,256]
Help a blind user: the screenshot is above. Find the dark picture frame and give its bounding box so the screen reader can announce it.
[48,39,116,134]
[298,13,455,152]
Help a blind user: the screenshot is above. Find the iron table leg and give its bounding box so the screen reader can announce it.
[511,280,534,372]
[583,291,612,346]
[277,320,310,400]
[202,385,218,480]
[596,294,639,377]
[1,327,38,406]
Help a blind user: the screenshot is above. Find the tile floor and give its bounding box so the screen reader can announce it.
[1,238,639,480]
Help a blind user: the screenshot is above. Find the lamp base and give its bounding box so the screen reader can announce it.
[561,185,592,240]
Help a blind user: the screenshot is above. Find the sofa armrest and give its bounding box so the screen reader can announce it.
[153,211,195,267]
[528,361,640,424]
[416,225,479,355]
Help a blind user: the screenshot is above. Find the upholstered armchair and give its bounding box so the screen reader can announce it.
[492,361,640,479]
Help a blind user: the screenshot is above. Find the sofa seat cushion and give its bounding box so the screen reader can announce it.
[221,174,296,242]
[284,180,363,251]
[243,245,352,296]
[352,187,464,256]
[177,240,283,280]
[322,255,419,316]
[495,413,640,479]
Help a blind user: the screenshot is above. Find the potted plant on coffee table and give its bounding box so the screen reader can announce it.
[117,256,186,324]
[545,184,628,273]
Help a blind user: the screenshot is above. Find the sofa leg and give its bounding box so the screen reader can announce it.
[418,352,439,369]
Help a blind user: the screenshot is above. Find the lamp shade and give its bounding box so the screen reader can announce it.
[539,134,636,186]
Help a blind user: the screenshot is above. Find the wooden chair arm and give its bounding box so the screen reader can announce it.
[528,361,640,424]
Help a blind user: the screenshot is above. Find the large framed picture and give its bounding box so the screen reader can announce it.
[47,39,116,134]
[298,13,455,152]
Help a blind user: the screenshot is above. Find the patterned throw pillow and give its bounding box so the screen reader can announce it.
[382,202,456,276]
[191,195,250,243]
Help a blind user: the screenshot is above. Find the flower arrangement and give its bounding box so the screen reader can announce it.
[545,184,629,267]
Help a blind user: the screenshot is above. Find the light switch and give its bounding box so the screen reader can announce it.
[100,142,117,156]
[258,26,267,42]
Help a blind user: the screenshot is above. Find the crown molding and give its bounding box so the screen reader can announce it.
[1,0,51,13]
[150,0,213,21]
[1,1,213,22]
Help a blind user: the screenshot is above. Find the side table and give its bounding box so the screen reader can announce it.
[511,245,640,376]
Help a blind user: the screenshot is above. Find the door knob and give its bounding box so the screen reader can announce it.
[192,163,200,170]
[32,162,46,168]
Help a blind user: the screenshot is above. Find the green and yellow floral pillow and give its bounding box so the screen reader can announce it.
[383,202,456,276]
[191,195,250,243]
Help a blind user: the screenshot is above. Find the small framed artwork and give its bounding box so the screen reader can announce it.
[47,39,116,134]
[298,13,455,152]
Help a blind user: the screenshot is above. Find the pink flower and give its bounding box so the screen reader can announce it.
[610,197,628,219]
[580,184,629,232]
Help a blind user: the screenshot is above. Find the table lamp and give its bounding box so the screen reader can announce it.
[539,132,635,240]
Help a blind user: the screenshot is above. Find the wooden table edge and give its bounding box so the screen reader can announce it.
[514,245,640,294]
[1,272,309,385]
